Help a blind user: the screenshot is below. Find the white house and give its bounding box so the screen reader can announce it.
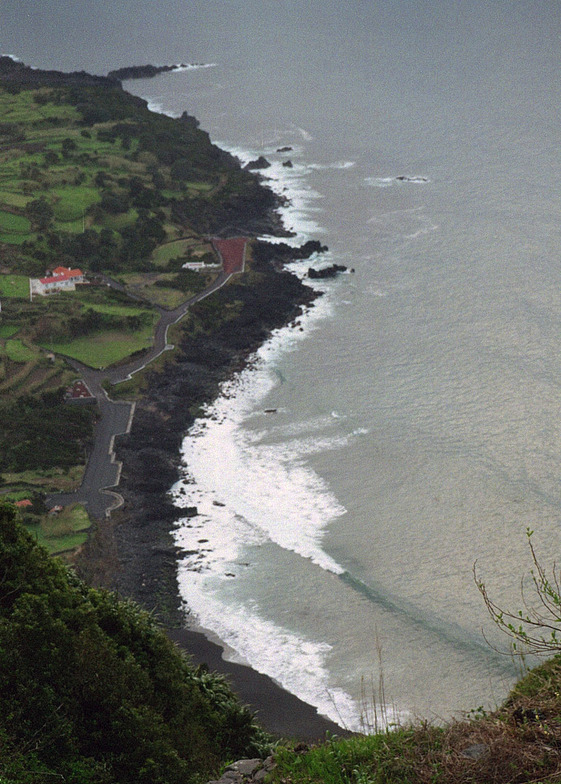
[30,266,85,298]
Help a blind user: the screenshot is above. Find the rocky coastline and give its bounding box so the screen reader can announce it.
[76,232,344,738]
[81,244,318,608]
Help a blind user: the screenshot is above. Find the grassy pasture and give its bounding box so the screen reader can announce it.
[0,210,31,233]
[3,465,85,494]
[99,208,138,230]
[0,325,19,338]
[0,231,33,246]
[25,503,91,555]
[0,275,29,298]
[40,320,157,368]
[3,339,36,362]
[0,89,80,125]
[152,238,195,266]
[85,301,152,317]
[0,190,31,208]
[51,185,101,221]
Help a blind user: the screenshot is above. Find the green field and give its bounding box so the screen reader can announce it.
[40,321,157,368]
[25,503,91,555]
[0,325,19,338]
[0,275,29,298]
[151,237,215,267]
[85,302,152,317]
[0,191,31,208]
[52,185,101,221]
[3,339,36,362]
[0,211,31,243]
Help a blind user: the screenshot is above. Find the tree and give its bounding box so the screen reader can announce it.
[61,137,77,157]
[0,503,270,783]
[25,196,53,230]
[475,528,561,656]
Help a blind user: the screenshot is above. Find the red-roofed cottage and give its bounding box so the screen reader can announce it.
[30,266,85,297]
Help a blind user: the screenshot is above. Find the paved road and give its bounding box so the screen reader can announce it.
[47,397,134,518]
[47,245,247,518]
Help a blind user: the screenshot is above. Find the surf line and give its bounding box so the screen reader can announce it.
[336,570,518,675]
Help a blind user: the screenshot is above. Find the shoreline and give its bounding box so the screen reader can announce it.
[72,83,340,735]
[77,237,337,736]
[167,626,348,740]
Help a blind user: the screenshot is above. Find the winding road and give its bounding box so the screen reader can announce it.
[47,240,247,518]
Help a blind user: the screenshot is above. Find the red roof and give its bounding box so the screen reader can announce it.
[15,499,32,508]
[39,267,83,286]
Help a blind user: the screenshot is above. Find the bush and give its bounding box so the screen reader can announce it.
[476,528,561,656]
[0,503,270,783]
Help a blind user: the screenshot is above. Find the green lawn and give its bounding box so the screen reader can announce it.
[0,190,31,208]
[0,325,19,338]
[152,239,194,266]
[99,208,138,230]
[0,275,30,298]
[85,302,152,317]
[3,339,36,363]
[40,321,157,368]
[0,210,31,234]
[52,185,101,221]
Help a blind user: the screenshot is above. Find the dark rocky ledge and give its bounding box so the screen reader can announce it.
[308,263,348,279]
[108,63,205,81]
[0,55,119,88]
[244,156,271,170]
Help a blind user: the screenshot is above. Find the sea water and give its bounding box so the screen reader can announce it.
[5,0,561,729]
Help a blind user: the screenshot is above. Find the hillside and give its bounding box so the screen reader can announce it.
[0,501,270,783]
[0,56,284,553]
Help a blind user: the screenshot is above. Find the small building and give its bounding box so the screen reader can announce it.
[182,260,221,270]
[14,499,32,509]
[30,266,85,298]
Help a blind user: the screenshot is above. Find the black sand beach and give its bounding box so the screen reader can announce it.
[168,627,347,740]
[78,240,336,740]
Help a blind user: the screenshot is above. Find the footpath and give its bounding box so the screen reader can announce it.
[47,239,247,518]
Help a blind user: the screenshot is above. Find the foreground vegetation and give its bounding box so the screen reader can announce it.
[0,502,270,783]
[269,536,561,784]
[3,495,561,784]
[269,653,561,784]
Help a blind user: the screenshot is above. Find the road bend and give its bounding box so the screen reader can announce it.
[47,242,247,518]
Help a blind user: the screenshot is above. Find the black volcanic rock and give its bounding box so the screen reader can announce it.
[108,63,195,81]
[0,56,118,88]
[253,239,328,264]
[95,256,319,615]
[308,264,347,279]
[244,156,271,170]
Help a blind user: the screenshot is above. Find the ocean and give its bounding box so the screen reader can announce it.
[5,0,561,729]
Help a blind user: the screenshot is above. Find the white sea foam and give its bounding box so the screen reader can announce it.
[308,160,356,171]
[365,175,430,187]
[173,292,348,574]
[174,559,368,730]
[171,289,374,728]
[217,142,327,245]
[168,122,371,726]
[146,98,181,118]
[172,62,217,72]
[291,125,314,141]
